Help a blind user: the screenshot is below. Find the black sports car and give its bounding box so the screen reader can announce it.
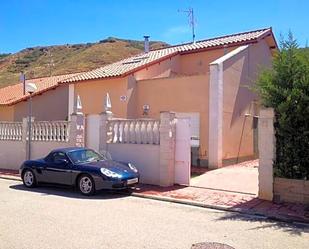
[20,147,140,195]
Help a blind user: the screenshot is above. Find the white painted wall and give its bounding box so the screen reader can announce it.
[0,141,26,170]
[0,140,75,170]
[107,143,160,185]
[31,141,74,160]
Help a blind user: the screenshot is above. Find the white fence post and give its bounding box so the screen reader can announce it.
[159,111,176,187]
[70,113,85,147]
[99,112,112,153]
[21,118,28,142]
[258,108,275,201]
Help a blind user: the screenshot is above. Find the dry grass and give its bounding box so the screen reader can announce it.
[0,37,168,88]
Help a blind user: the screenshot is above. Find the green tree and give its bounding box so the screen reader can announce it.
[257,32,309,179]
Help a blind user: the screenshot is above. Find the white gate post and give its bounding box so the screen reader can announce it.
[258,108,275,201]
[99,112,112,153]
[69,95,85,147]
[208,62,223,169]
[159,111,176,187]
[22,118,28,162]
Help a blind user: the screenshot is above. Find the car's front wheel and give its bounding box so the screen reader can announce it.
[78,175,95,196]
[22,169,37,188]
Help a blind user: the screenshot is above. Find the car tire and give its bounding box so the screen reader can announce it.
[78,174,95,196]
[22,169,37,188]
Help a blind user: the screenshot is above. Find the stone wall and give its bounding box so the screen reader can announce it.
[274,177,309,205]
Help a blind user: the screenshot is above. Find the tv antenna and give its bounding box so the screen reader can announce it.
[178,7,196,43]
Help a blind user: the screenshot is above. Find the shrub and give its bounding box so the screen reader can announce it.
[257,32,309,180]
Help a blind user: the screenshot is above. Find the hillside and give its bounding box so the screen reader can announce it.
[0,37,168,88]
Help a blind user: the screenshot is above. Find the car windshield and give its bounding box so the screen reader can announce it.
[67,149,110,164]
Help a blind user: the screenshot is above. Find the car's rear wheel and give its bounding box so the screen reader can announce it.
[78,175,95,196]
[22,170,37,188]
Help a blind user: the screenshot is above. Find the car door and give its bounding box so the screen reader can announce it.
[44,152,73,185]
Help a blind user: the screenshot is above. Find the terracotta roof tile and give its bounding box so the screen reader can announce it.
[0,73,80,106]
[61,28,272,84]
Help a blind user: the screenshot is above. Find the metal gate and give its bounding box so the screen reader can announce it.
[174,117,191,185]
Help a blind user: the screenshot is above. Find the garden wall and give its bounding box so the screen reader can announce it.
[274,177,309,205]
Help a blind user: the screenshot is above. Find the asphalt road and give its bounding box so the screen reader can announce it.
[0,179,308,249]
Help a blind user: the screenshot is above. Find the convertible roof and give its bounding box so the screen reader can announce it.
[51,147,87,153]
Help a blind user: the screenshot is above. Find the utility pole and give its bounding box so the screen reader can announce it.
[178,7,196,43]
[20,72,26,95]
[47,50,54,76]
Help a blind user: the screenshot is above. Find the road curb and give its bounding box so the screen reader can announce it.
[130,192,309,226]
[0,175,21,182]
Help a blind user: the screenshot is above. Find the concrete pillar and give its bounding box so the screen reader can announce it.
[159,111,176,187]
[208,62,223,169]
[99,111,112,153]
[22,118,28,161]
[258,108,275,201]
[23,117,35,160]
[70,112,85,147]
[68,84,75,121]
[22,118,28,143]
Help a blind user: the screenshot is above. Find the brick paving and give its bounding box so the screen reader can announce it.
[133,184,309,223]
[0,169,19,177]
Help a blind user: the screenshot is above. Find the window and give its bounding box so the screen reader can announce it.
[47,152,68,163]
[67,149,106,164]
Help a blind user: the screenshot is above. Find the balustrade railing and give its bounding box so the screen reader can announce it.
[107,119,160,145]
[0,122,23,140]
[31,121,70,142]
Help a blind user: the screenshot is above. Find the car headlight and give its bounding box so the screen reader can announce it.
[128,163,138,173]
[100,168,121,178]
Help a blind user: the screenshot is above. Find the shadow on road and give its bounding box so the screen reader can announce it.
[214,212,309,236]
[9,183,132,200]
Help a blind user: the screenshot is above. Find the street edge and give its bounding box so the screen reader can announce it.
[1,174,308,226]
[130,192,309,226]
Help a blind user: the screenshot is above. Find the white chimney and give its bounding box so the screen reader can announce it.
[144,35,150,53]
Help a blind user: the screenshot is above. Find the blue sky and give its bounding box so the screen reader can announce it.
[1,0,308,53]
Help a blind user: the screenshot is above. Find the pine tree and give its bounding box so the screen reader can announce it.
[257,31,309,179]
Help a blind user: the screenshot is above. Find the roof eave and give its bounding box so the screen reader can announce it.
[62,51,180,84]
[4,85,60,106]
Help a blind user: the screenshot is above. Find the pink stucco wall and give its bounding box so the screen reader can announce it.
[71,39,274,164]
[13,85,69,121]
[222,40,272,161]
[135,74,209,159]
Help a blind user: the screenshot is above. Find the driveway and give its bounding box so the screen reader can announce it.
[190,160,258,195]
[1,178,308,249]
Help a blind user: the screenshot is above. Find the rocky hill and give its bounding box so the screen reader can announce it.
[0,37,168,88]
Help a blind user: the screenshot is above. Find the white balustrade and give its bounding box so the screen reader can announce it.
[0,122,22,141]
[31,121,70,142]
[107,119,160,145]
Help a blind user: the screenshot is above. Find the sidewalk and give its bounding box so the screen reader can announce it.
[132,184,309,224]
[190,160,259,195]
[1,169,308,224]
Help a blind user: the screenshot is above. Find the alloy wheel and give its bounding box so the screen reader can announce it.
[79,176,93,195]
[23,171,34,187]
